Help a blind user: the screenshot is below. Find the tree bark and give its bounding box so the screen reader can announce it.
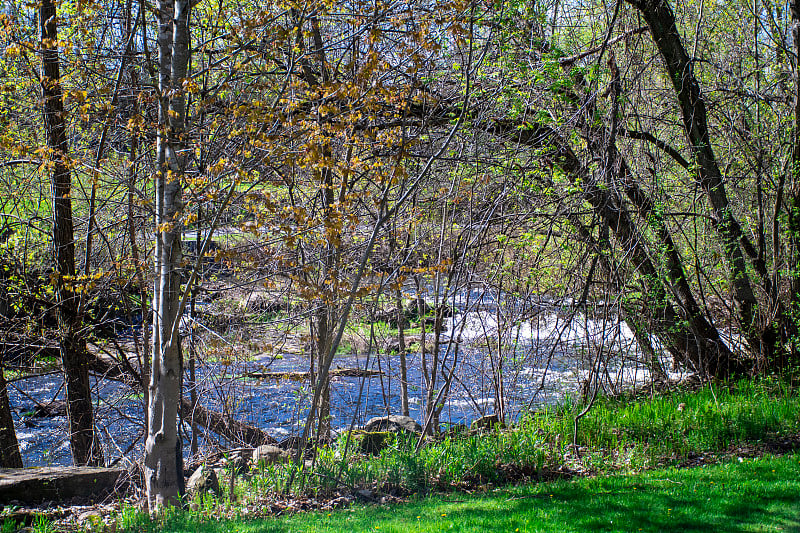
[395,286,409,417]
[144,0,190,511]
[0,365,22,468]
[787,0,800,363]
[40,0,102,467]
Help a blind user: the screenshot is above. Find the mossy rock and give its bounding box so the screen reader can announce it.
[187,465,220,497]
[470,414,504,431]
[364,415,422,433]
[354,431,396,455]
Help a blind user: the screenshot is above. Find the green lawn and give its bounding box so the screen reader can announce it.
[123,453,800,533]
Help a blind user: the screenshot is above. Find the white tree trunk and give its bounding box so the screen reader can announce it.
[144,0,191,511]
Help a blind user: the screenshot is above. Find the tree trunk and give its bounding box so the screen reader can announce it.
[144,0,190,511]
[787,0,800,364]
[485,118,745,377]
[0,365,22,468]
[0,264,17,467]
[395,286,409,417]
[314,306,333,441]
[415,278,434,434]
[40,0,102,467]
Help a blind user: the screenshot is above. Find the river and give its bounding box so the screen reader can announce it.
[7,301,680,467]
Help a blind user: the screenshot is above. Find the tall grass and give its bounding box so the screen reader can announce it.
[316,423,549,491]
[321,378,798,491]
[564,378,799,458]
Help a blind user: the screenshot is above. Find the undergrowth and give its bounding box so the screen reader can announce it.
[113,453,800,532]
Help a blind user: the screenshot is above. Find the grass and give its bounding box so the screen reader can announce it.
[559,378,799,460]
[113,453,800,532]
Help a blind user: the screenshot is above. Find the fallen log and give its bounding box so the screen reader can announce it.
[240,368,385,381]
[86,350,277,447]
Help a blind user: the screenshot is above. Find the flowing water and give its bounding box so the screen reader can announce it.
[8,298,681,467]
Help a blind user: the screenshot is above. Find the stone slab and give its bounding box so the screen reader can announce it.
[0,467,122,504]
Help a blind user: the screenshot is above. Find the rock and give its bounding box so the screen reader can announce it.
[77,510,103,522]
[373,307,411,328]
[186,465,219,497]
[383,339,401,354]
[233,447,255,462]
[356,431,393,454]
[0,467,122,504]
[278,436,313,453]
[363,415,422,433]
[470,414,503,431]
[30,400,68,418]
[222,449,251,475]
[405,302,454,322]
[78,510,105,531]
[252,444,289,466]
[355,489,375,501]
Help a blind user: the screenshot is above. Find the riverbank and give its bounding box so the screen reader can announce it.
[7,377,798,531]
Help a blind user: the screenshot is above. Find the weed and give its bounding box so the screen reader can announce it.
[30,515,54,533]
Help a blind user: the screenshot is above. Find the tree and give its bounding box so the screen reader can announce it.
[40,0,102,466]
[144,0,191,510]
[505,0,800,378]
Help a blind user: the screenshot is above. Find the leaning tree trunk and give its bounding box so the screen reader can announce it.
[40,0,102,467]
[624,0,775,365]
[483,117,745,378]
[144,0,190,511]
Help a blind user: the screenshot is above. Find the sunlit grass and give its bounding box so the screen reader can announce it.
[562,378,800,459]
